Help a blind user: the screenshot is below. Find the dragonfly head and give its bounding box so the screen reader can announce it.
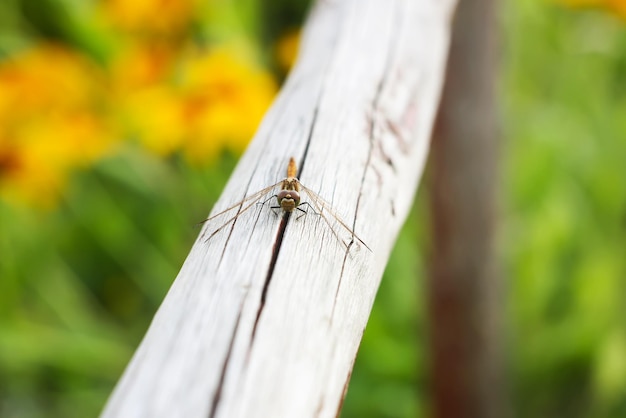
[277,189,300,213]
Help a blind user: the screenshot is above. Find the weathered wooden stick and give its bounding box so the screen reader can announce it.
[101,0,456,417]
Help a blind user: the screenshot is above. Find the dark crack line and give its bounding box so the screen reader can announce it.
[203,6,346,414]
[242,198,273,256]
[314,396,325,418]
[330,2,400,324]
[216,164,262,269]
[208,305,243,418]
[247,73,325,352]
[231,4,348,400]
[250,211,290,343]
[356,0,401,231]
[212,113,285,268]
[297,90,321,178]
[204,105,290,417]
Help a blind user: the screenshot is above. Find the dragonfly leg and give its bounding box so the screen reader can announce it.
[258,194,277,206]
[257,194,280,215]
[296,202,319,220]
[268,207,283,216]
[295,207,307,220]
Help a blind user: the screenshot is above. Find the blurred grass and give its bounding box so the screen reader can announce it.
[1,0,626,417]
[502,4,626,417]
[0,149,240,417]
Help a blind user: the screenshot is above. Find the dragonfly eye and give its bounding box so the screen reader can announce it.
[276,190,300,201]
[277,190,300,204]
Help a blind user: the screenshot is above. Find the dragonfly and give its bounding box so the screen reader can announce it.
[201,157,371,252]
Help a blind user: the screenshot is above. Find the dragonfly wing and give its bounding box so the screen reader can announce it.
[200,180,282,224]
[299,183,371,251]
[200,180,282,242]
[301,188,349,251]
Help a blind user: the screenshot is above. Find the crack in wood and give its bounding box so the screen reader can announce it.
[297,92,321,178]
[206,110,288,268]
[101,0,453,415]
[215,163,264,269]
[330,0,400,324]
[250,212,290,344]
[248,99,322,347]
[365,0,399,181]
[314,396,325,418]
[208,305,243,418]
[376,139,396,172]
[369,0,419,161]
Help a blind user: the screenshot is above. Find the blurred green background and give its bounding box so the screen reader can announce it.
[1,0,625,417]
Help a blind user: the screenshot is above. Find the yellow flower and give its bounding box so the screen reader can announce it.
[109,41,177,93]
[110,45,277,164]
[1,112,115,208]
[0,46,101,118]
[177,46,277,164]
[558,0,626,19]
[120,85,185,156]
[275,29,301,72]
[99,0,197,35]
[0,39,278,207]
[0,45,115,208]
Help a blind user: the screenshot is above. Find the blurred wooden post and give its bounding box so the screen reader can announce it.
[101,1,457,417]
[429,0,503,417]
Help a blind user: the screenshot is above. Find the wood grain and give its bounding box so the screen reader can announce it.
[101,0,456,417]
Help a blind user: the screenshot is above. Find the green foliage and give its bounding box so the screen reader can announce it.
[503,4,626,418]
[0,151,238,417]
[2,1,626,417]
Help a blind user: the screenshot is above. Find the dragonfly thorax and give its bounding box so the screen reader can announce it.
[281,177,300,191]
[277,189,300,212]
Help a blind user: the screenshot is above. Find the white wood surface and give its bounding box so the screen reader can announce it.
[101,0,456,417]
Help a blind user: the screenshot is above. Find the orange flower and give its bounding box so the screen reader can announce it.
[109,41,177,93]
[275,29,301,72]
[0,26,278,207]
[99,0,197,35]
[120,85,185,156]
[177,46,277,163]
[114,45,277,163]
[558,0,626,19]
[0,45,115,208]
